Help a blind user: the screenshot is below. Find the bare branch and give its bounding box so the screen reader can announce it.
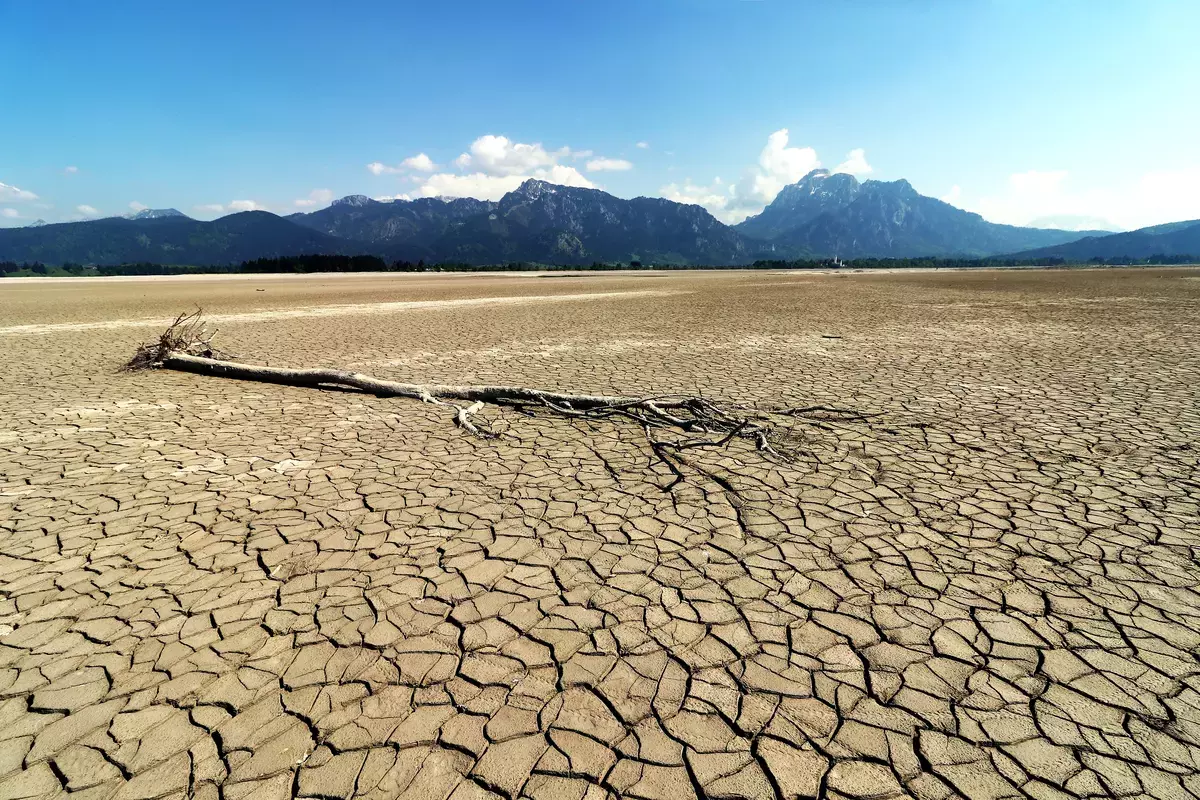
[126,313,888,485]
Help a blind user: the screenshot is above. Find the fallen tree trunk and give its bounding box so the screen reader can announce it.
[159,351,769,443]
[163,351,671,409]
[125,310,847,462]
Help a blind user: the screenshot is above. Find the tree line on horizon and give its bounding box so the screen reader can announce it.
[1,252,1198,278]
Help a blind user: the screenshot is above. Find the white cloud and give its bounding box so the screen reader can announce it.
[370,134,667,202]
[417,173,527,201]
[194,203,225,214]
[403,135,595,200]
[129,201,148,212]
[636,142,650,150]
[76,204,100,216]
[294,188,335,208]
[368,153,437,175]
[739,129,821,208]
[661,179,732,219]
[229,200,262,212]
[1026,214,1121,232]
[586,157,633,172]
[64,166,79,175]
[452,135,578,176]
[367,162,399,176]
[374,194,412,202]
[834,148,873,177]
[0,182,38,202]
[657,131,878,223]
[962,167,1200,231]
[402,153,435,172]
[941,185,962,205]
[661,129,832,223]
[1,208,19,219]
[417,165,595,201]
[541,164,595,187]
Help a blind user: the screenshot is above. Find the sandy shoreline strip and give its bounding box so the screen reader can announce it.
[0,270,590,284]
[0,290,682,335]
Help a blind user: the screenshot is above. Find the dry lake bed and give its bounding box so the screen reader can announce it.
[1,268,1199,800]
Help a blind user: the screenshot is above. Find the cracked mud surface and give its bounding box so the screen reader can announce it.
[2,268,1199,800]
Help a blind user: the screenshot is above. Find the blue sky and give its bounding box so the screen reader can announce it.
[2,1,1198,230]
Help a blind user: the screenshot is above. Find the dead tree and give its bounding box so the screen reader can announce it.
[127,311,875,481]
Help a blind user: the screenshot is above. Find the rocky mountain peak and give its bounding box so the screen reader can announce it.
[332,195,375,208]
[863,178,918,199]
[777,170,861,201]
[125,208,187,221]
[510,179,557,200]
[735,169,862,239]
[795,168,832,186]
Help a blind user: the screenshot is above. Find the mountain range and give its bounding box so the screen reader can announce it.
[1011,218,1200,260]
[1,172,1194,266]
[285,180,766,265]
[734,170,1106,257]
[0,212,349,266]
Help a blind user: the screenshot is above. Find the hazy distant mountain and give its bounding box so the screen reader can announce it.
[0,212,352,265]
[4,175,1189,267]
[1008,219,1200,261]
[24,219,49,228]
[1027,214,1122,233]
[124,208,188,221]
[736,170,1104,257]
[1135,219,1200,236]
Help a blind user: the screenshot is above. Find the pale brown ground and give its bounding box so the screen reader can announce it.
[1,268,1199,800]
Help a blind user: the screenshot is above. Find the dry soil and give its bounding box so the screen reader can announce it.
[1,268,1198,800]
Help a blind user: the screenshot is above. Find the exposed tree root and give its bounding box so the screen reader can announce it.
[127,311,876,473]
[123,310,230,371]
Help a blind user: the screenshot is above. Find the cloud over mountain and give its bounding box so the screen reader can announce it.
[0,182,38,202]
[961,167,1200,231]
[658,130,871,224]
[586,158,633,172]
[834,148,873,177]
[294,189,335,208]
[369,134,598,202]
[368,153,436,175]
